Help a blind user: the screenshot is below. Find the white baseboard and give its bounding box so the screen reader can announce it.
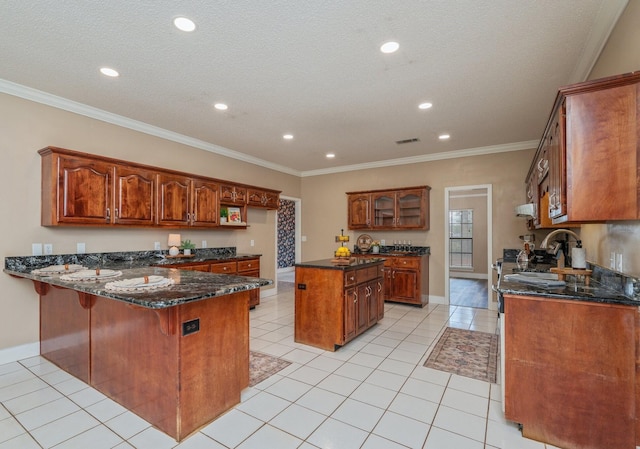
[450,273,489,280]
[429,295,446,305]
[0,342,39,365]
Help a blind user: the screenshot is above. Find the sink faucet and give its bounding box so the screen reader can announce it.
[540,229,581,267]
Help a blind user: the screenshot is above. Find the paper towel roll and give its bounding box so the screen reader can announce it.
[572,247,586,269]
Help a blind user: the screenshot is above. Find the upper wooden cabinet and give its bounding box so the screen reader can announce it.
[219,183,247,205]
[157,174,219,227]
[246,188,280,209]
[526,72,640,227]
[346,186,430,230]
[40,149,156,226]
[347,193,371,229]
[39,146,280,228]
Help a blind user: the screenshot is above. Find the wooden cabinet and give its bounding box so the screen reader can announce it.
[39,146,280,229]
[347,193,372,228]
[114,165,156,226]
[176,257,261,308]
[40,149,156,226]
[525,72,640,227]
[247,187,280,209]
[346,186,430,230]
[219,183,247,205]
[504,294,638,449]
[238,258,261,308]
[294,261,384,351]
[355,254,429,307]
[157,173,219,227]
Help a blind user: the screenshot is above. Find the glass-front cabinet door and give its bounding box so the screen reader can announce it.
[373,193,395,227]
[397,190,425,229]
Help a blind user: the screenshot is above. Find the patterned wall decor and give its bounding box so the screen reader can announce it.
[277,199,296,269]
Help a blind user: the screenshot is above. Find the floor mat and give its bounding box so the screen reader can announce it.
[249,351,292,386]
[424,327,498,383]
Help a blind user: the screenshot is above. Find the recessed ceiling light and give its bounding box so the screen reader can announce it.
[174,17,196,32]
[99,67,119,77]
[326,153,335,159]
[419,102,433,110]
[214,103,228,111]
[439,134,451,140]
[380,41,399,53]
[283,134,294,140]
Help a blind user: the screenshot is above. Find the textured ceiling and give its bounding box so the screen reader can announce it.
[0,0,628,175]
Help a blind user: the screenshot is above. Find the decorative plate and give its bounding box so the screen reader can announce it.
[105,276,174,292]
[31,264,86,275]
[60,269,122,282]
[356,234,373,252]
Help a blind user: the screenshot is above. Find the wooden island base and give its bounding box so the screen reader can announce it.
[39,283,249,441]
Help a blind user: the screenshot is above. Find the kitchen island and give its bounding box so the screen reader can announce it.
[294,258,384,351]
[498,265,639,449]
[4,253,272,441]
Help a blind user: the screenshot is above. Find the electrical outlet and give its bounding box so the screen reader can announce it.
[77,243,86,254]
[380,239,385,246]
[44,244,53,255]
[250,239,255,247]
[154,241,161,250]
[201,240,207,248]
[302,235,307,242]
[32,243,43,256]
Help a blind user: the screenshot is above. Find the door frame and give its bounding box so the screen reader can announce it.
[275,195,302,278]
[444,184,495,311]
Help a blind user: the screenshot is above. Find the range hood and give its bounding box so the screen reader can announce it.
[515,203,535,218]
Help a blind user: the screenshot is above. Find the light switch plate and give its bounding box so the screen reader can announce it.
[201,240,207,248]
[77,243,86,254]
[154,241,161,250]
[32,243,43,256]
[44,244,53,255]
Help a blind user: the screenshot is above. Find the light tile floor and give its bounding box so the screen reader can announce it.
[0,282,560,449]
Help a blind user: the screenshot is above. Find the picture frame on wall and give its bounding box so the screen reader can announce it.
[227,207,242,223]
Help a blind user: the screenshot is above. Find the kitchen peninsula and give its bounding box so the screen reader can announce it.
[4,249,272,441]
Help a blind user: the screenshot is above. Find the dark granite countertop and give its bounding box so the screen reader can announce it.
[352,245,430,257]
[4,248,271,309]
[296,258,385,270]
[498,261,639,307]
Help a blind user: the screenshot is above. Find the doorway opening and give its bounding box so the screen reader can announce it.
[444,185,494,310]
[276,196,301,287]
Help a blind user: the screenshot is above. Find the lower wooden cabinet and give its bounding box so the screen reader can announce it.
[354,254,429,307]
[504,294,638,449]
[163,257,261,308]
[295,261,384,351]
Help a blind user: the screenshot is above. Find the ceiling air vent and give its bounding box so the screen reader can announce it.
[395,138,420,145]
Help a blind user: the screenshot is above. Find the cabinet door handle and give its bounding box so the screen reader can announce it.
[106,207,110,222]
[114,208,119,219]
[377,282,382,292]
[354,291,358,303]
[192,212,196,222]
[392,270,395,279]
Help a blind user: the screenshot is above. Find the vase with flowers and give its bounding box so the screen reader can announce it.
[371,241,381,254]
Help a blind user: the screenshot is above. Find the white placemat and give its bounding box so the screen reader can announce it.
[31,264,86,275]
[105,276,174,292]
[60,269,122,281]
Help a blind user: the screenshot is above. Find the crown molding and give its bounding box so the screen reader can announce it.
[2,78,538,179]
[0,79,302,177]
[569,0,628,83]
[300,140,538,177]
